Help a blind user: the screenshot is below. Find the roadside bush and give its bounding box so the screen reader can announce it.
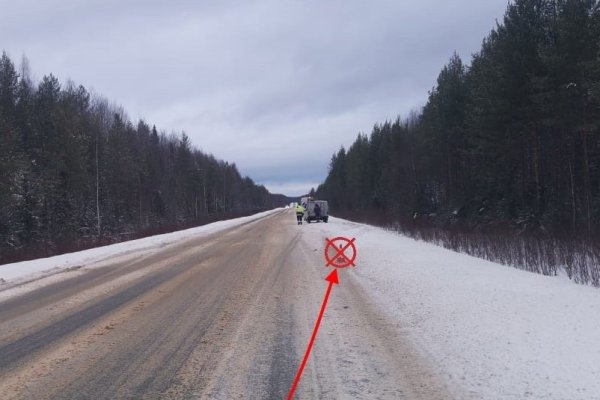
[335,210,600,288]
[0,209,264,266]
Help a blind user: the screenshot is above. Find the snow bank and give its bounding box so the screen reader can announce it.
[0,209,280,285]
[304,217,600,400]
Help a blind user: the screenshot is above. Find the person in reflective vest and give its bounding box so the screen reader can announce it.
[295,204,305,225]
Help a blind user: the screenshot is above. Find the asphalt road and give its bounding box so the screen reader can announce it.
[0,209,455,399]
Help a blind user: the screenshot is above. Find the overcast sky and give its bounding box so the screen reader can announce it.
[2,0,509,196]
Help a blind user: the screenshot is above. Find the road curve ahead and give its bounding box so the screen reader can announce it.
[0,209,454,399]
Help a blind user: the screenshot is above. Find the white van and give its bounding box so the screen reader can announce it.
[304,200,329,223]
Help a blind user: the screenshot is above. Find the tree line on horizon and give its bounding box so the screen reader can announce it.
[0,53,285,261]
[318,0,600,240]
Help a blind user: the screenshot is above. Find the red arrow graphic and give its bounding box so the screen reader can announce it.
[286,269,339,400]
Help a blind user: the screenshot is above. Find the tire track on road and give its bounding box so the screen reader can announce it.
[0,211,284,399]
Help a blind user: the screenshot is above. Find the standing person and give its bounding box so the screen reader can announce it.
[314,202,321,219]
[295,203,305,225]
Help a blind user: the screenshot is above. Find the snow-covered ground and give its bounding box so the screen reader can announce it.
[0,209,280,286]
[303,217,600,400]
[2,210,599,399]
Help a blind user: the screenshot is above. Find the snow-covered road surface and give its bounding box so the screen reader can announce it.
[307,217,600,400]
[1,209,599,399]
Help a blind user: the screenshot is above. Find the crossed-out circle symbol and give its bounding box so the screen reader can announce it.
[324,237,356,268]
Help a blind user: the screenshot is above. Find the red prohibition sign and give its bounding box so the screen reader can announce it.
[324,237,357,268]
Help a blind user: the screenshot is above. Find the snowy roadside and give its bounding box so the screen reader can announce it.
[0,209,281,288]
[302,216,600,400]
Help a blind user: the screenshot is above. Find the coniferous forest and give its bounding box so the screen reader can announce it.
[317,0,600,284]
[0,53,287,264]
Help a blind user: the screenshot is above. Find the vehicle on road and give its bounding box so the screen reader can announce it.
[300,196,312,207]
[304,200,328,223]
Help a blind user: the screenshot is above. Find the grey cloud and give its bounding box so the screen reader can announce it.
[1,0,509,196]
